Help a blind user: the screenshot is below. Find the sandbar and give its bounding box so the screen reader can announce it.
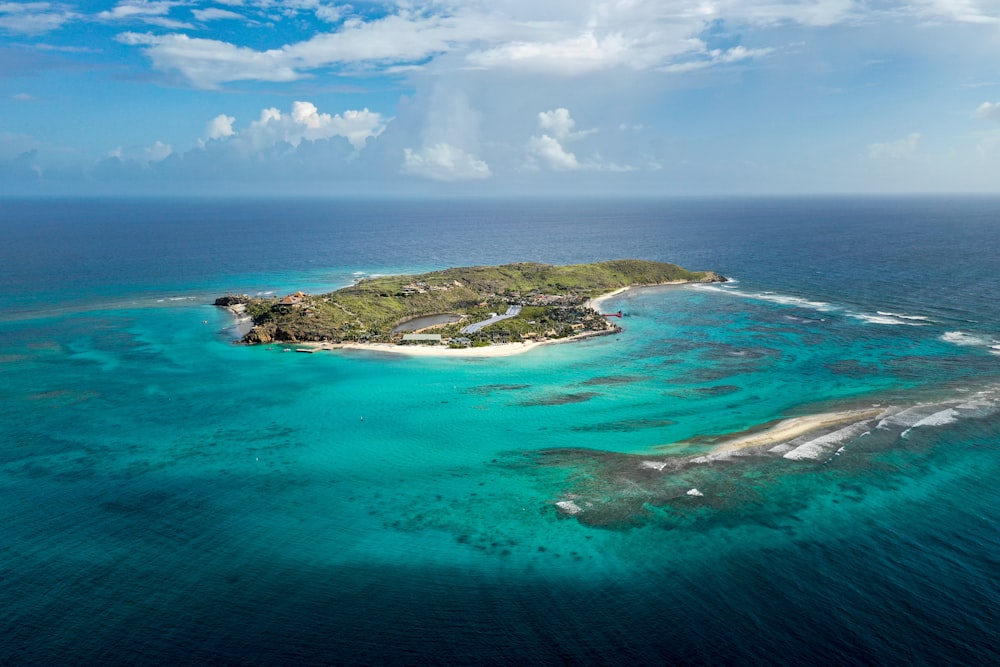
[686,408,886,461]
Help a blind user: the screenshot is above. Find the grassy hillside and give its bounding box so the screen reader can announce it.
[221,260,724,345]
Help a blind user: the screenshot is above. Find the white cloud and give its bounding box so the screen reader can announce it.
[98,1,192,29]
[192,8,244,22]
[868,133,921,159]
[975,101,1000,120]
[402,143,491,181]
[117,32,301,88]
[204,101,389,150]
[528,108,598,171]
[98,1,172,20]
[526,107,642,172]
[528,134,580,170]
[289,101,388,148]
[108,139,173,164]
[12,92,36,102]
[204,114,236,140]
[909,0,1000,24]
[662,45,773,73]
[145,140,173,162]
[537,107,596,141]
[112,2,800,88]
[467,32,638,74]
[0,2,75,34]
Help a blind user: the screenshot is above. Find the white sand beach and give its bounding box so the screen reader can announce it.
[262,281,702,358]
[687,408,886,462]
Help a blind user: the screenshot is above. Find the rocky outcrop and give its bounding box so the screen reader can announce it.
[214,295,250,307]
[699,272,728,283]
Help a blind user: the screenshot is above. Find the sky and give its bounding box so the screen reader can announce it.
[2,0,1000,197]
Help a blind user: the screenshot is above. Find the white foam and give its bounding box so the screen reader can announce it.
[783,420,874,460]
[941,331,993,347]
[641,460,668,471]
[877,311,932,322]
[877,404,953,430]
[555,500,582,515]
[848,312,929,326]
[686,488,704,497]
[901,408,960,437]
[912,408,960,428]
[955,397,1000,419]
[689,285,833,312]
[753,292,833,311]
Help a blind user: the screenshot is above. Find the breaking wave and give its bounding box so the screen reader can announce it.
[847,311,931,326]
[941,331,1000,352]
[695,284,932,326]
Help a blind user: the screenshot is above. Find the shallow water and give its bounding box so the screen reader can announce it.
[1,197,998,664]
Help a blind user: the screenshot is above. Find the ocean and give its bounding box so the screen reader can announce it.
[1,197,998,665]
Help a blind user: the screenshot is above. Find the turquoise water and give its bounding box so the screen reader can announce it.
[2,198,998,664]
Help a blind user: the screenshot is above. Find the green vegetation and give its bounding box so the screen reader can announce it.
[216,260,725,346]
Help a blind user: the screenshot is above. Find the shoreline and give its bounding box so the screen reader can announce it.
[229,279,703,359]
[293,326,619,358]
[682,408,887,461]
[268,282,642,358]
[584,280,689,313]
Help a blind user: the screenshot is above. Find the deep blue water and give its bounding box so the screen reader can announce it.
[1,197,998,665]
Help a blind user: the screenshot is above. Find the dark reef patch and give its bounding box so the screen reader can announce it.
[693,385,741,397]
[578,375,648,386]
[520,392,599,407]
[572,418,676,432]
[466,384,532,395]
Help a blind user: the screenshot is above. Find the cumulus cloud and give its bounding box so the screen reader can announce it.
[204,114,236,141]
[537,107,595,142]
[975,101,1000,120]
[527,133,580,171]
[402,143,491,181]
[202,101,389,150]
[525,107,643,172]
[289,102,388,148]
[868,133,920,159]
[528,108,603,171]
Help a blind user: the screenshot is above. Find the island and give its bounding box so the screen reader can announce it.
[215,260,726,355]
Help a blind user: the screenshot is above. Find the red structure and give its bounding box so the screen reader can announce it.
[601,310,623,318]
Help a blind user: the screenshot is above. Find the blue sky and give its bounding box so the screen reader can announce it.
[2,1,1000,196]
